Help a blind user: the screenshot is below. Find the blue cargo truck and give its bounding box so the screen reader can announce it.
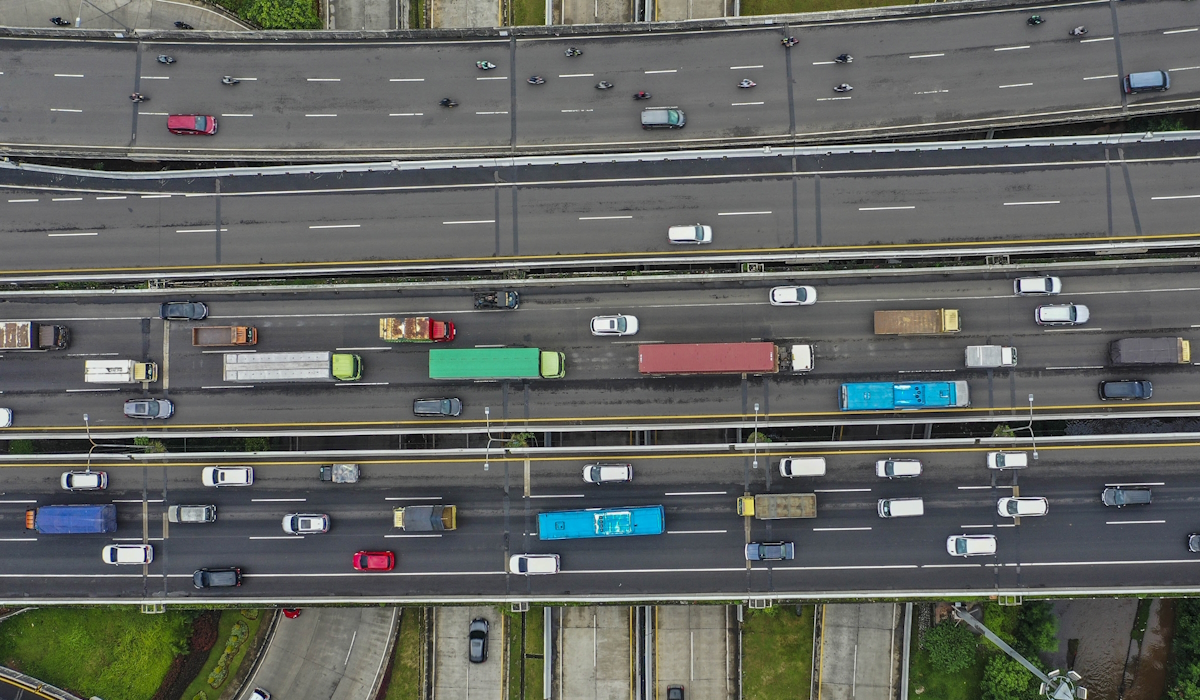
[840,381,970,411]
[537,506,665,540]
[25,504,118,533]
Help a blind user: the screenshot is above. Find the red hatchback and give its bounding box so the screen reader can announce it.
[167,114,218,135]
[353,551,395,571]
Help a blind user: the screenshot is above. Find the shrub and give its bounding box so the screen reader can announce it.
[922,620,977,673]
[980,654,1036,700]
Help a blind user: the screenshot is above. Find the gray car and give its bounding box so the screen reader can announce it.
[168,505,217,523]
[1101,487,1152,507]
[413,398,462,417]
[745,542,796,561]
[124,398,174,419]
[193,567,242,588]
[1098,380,1152,400]
[159,301,209,320]
[469,618,489,663]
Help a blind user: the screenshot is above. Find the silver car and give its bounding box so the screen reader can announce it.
[123,398,174,419]
[590,315,639,336]
[1035,304,1089,326]
[282,513,330,535]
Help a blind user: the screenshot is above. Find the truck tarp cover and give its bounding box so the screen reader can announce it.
[1110,338,1184,364]
[401,505,446,531]
[34,504,118,533]
[638,342,777,374]
[380,317,428,341]
[0,322,32,349]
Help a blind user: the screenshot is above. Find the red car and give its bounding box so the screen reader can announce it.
[353,551,395,571]
[282,609,301,619]
[167,114,218,135]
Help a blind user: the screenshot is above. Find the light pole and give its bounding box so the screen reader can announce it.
[752,403,760,469]
[484,407,491,472]
[1026,393,1039,460]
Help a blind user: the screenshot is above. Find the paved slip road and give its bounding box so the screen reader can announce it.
[1,138,1199,277]
[0,268,1198,432]
[1,441,1200,601]
[0,0,1198,159]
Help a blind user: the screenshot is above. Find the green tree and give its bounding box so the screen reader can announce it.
[922,620,978,673]
[1169,662,1200,700]
[1016,601,1059,654]
[983,603,1020,647]
[981,655,1036,700]
[243,0,322,29]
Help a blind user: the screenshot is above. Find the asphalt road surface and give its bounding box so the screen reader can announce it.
[0,268,1197,434]
[1,0,1197,159]
[1,139,1199,277]
[1,441,1198,601]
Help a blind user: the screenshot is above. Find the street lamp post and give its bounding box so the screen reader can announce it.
[484,407,491,472]
[752,403,760,469]
[1026,393,1039,460]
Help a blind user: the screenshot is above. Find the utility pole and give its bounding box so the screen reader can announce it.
[952,606,1087,700]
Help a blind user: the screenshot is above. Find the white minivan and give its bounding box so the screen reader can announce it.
[876,459,922,478]
[987,451,1029,470]
[509,553,560,575]
[877,497,924,518]
[668,224,712,245]
[778,457,826,478]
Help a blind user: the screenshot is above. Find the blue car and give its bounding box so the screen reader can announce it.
[745,542,795,561]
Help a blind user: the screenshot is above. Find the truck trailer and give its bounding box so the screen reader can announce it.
[393,505,457,531]
[192,326,257,347]
[1109,337,1192,365]
[379,317,456,343]
[637,342,814,375]
[965,345,1017,368]
[0,321,70,351]
[26,504,118,534]
[84,359,158,383]
[873,309,960,335]
[222,351,362,382]
[840,381,970,411]
[736,493,817,519]
[428,348,565,379]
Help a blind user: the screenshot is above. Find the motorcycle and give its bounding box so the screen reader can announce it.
[738,79,756,88]
[174,21,194,29]
[527,76,546,85]
[1027,15,1044,25]
[632,91,652,100]
[439,98,458,108]
[221,76,240,85]
[833,83,853,93]
[781,36,798,47]
[50,16,71,26]
[595,80,613,89]
[130,92,147,103]
[157,55,176,64]
[565,47,583,57]
[835,54,853,63]
[1069,26,1087,36]
[476,61,496,70]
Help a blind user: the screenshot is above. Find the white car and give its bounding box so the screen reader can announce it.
[946,534,997,557]
[997,497,1048,517]
[875,459,922,478]
[1035,304,1089,326]
[667,224,712,245]
[582,463,633,483]
[202,466,253,487]
[509,553,560,575]
[0,408,11,428]
[101,544,154,565]
[590,315,639,336]
[769,286,817,306]
[61,470,108,491]
[1014,276,1061,295]
[282,513,330,535]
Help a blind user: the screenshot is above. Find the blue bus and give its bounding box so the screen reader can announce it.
[840,381,969,411]
[537,505,665,541]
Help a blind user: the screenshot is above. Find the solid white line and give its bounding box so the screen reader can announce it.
[897,369,956,374]
[558,73,594,78]
[994,45,1030,52]
[384,496,443,501]
[305,114,337,117]
[922,563,986,569]
[200,385,253,389]
[1044,365,1104,370]
[999,83,1034,89]
[1018,558,1200,567]
[778,564,919,572]
[52,197,83,201]
[1106,520,1167,525]
[1104,482,1164,487]
[960,524,994,529]
[1004,200,1060,206]
[1084,74,1118,81]
[730,65,763,70]
[579,215,633,220]
[1155,194,1200,200]
[528,494,586,499]
[909,53,944,59]
[645,69,678,74]
[667,529,727,534]
[1169,66,1200,72]
[475,111,509,115]
[1080,37,1114,43]
[251,498,307,502]
[561,109,595,113]
[443,219,495,225]
[48,232,97,237]
[812,61,835,65]
[336,382,389,386]
[221,113,254,117]
[859,206,915,211]
[335,346,391,351]
[307,78,341,82]
[731,101,765,106]
[812,527,872,532]
[141,194,170,199]
[958,485,1012,490]
[54,74,84,78]
[717,211,771,216]
[112,499,163,504]
[7,199,38,203]
[664,491,727,496]
[390,78,425,82]
[913,89,950,95]
[814,488,871,493]
[141,76,170,80]
[384,533,443,538]
[0,539,36,543]
[817,96,852,102]
[0,500,37,504]
[250,536,300,540]
[309,224,361,229]
[50,108,82,113]
[1164,28,1198,35]
[390,113,424,117]
[477,76,508,81]
[95,196,126,200]
[1043,327,1103,332]
[176,228,229,233]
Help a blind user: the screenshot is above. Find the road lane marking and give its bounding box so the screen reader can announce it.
[384,496,443,501]
[7,199,38,202]
[1043,327,1103,332]
[48,232,97,237]
[558,73,594,78]
[50,108,83,113]
[309,224,361,229]
[561,109,594,113]
[385,533,442,538]
[994,45,1030,52]
[731,65,763,70]
[305,113,337,117]
[307,78,341,81]
[200,385,253,389]
[0,538,37,543]
[922,563,988,568]
[958,485,1013,490]
[176,228,229,233]
[717,211,771,216]
[664,491,727,496]
[859,206,915,211]
[909,53,944,59]
[1084,74,1118,81]
[250,536,299,540]
[732,101,764,106]
[1164,28,1198,35]
[667,529,727,534]
[54,74,84,78]
[335,346,391,351]
[999,83,1033,89]
[528,493,586,498]
[1004,200,1060,206]
[141,194,171,199]
[443,219,496,225]
[476,76,508,81]
[336,381,389,386]
[475,111,509,115]
[579,215,633,220]
[390,78,425,81]
[812,61,835,65]
[112,499,164,503]
[1045,365,1104,370]
[817,96,851,101]
[252,498,307,502]
[51,197,82,201]
[390,113,424,116]
[1169,66,1200,72]
[1156,194,1200,200]
[141,76,170,80]
[914,89,950,94]
[1080,37,1114,43]
[645,69,678,74]
[1104,482,1164,486]
[1106,520,1166,525]
[96,196,126,200]
[812,527,872,532]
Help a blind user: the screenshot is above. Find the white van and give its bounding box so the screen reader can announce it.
[987,451,1028,470]
[876,459,922,478]
[778,457,826,478]
[877,497,924,518]
[668,224,712,244]
[509,553,560,575]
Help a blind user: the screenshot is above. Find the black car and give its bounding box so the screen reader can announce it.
[473,291,519,310]
[160,301,209,321]
[1098,380,1153,400]
[1189,534,1200,553]
[193,567,242,588]
[413,398,463,417]
[667,686,685,700]
[468,618,489,663]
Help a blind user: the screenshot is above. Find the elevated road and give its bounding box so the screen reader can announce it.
[1,269,1198,435]
[0,0,1198,160]
[1,135,1199,279]
[2,439,1200,601]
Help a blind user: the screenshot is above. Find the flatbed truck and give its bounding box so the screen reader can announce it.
[222,351,362,382]
[0,321,70,351]
[873,309,960,335]
[393,505,457,531]
[1109,337,1191,365]
[736,493,817,519]
[379,317,456,343]
[192,326,257,346]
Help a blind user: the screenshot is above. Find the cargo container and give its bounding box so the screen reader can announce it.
[192,326,257,346]
[1109,337,1191,365]
[638,342,814,374]
[736,493,817,519]
[0,321,70,351]
[84,359,158,383]
[840,381,970,411]
[873,309,960,335]
[26,504,118,534]
[965,345,1017,368]
[428,348,565,380]
[379,317,456,343]
[393,505,457,531]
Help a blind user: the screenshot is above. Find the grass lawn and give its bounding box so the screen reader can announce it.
[510,0,545,27]
[507,606,545,700]
[743,605,815,700]
[741,0,915,15]
[0,606,192,700]
[383,608,423,700]
[178,610,262,700]
[908,644,985,700]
